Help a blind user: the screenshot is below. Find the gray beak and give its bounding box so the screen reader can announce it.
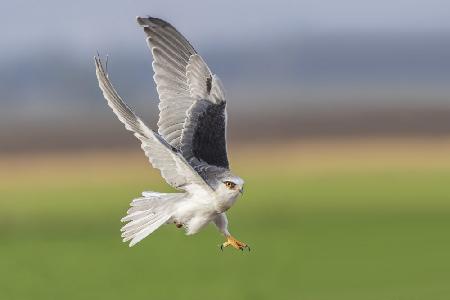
[239,187,244,195]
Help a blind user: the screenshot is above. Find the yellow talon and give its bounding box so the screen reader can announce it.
[221,235,250,251]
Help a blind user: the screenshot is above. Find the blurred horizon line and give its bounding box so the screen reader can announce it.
[2,105,450,153]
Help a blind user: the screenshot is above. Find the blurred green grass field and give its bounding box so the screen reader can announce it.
[1,138,450,300]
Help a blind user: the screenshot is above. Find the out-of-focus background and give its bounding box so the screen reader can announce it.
[1,1,450,299]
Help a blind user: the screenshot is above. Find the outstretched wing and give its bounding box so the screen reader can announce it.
[94,56,209,191]
[137,16,195,149]
[137,16,229,169]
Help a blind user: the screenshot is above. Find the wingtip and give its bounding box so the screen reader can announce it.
[136,15,154,25]
[94,53,110,69]
[136,16,144,24]
[94,50,102,61]
[136,15,170,27]
[94,55,101,69]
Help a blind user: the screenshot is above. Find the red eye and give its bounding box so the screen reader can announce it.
[224,181,236,189]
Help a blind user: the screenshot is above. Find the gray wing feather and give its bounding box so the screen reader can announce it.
[186,55,225,104]
[210,75,226,103]
[186,54,212,100]
[137,16,195,149]
[94,56,209,190]
[137,16,229,169]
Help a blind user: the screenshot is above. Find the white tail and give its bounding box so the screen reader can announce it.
[121,192,184,247]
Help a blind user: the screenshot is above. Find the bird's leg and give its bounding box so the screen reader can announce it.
[221,235,250,251]
[214,213,250,251]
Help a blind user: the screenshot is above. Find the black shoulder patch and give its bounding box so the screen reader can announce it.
[191,101,228,168]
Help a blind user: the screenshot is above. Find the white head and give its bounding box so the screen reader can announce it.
[217,174,245,197]
[206,169,244,212]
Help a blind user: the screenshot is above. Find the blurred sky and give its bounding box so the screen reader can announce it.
[0,0,449,151]
[2,0,450,56]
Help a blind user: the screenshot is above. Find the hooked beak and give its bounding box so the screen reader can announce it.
[239,187,244,195]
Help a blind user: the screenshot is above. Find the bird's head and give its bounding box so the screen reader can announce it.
[218,174,245,197]
[206,168,245,199]
[209,172,244,213]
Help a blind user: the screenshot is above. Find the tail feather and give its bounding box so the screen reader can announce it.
[121,212,158,232]
[121,191,184,247]
[121,210,153,223]
[127,218,169,246]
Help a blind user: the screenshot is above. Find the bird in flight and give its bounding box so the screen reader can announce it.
[94,16,249,251]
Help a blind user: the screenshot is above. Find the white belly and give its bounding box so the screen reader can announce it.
[170,184,238,235]
[172,192,217,235]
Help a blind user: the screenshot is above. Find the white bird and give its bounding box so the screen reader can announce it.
[94,16,249,250]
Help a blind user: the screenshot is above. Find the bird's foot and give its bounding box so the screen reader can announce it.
[221,235,250,251]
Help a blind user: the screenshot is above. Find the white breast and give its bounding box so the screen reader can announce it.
[171,183,239,234]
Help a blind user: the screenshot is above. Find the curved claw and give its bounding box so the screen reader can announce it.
[221,235,250,252]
